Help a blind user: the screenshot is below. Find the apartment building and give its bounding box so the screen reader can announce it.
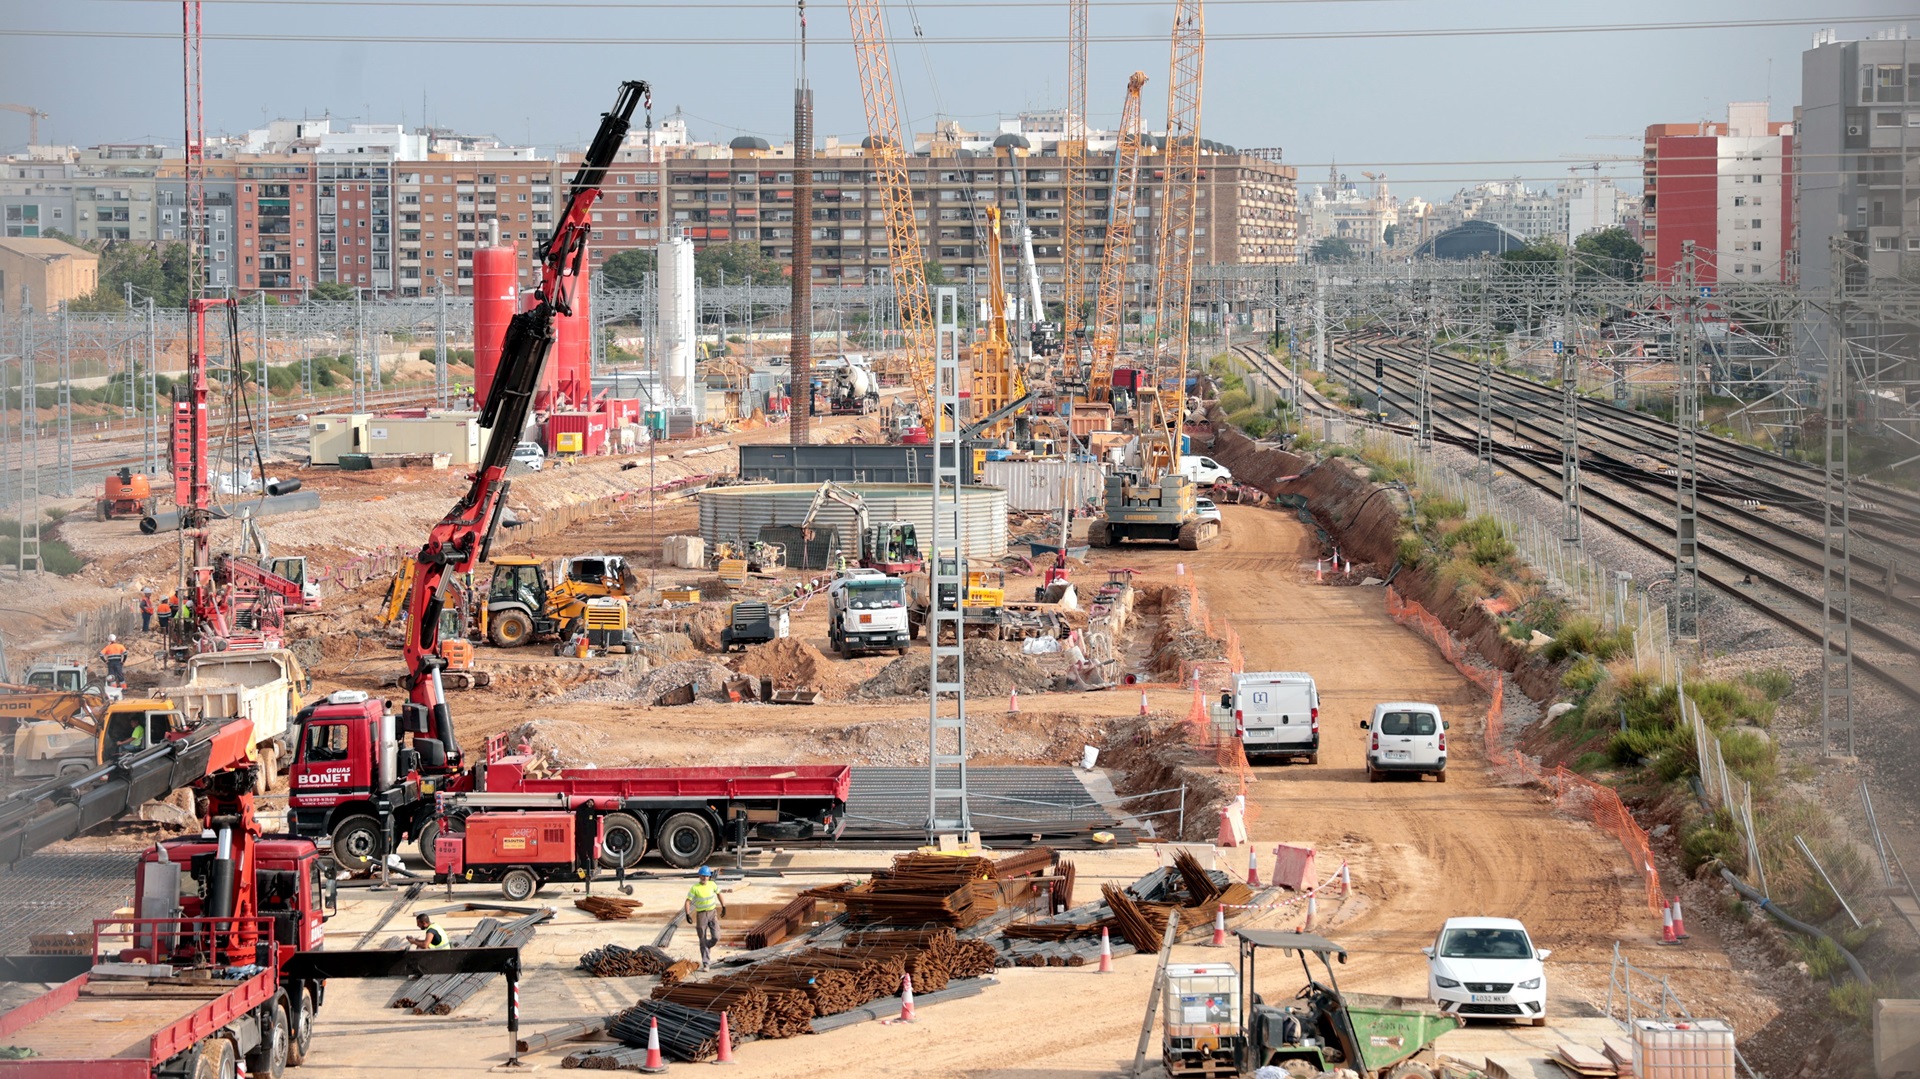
[1799,27,1920,294]
[1642,102,1795,286]
[393,162,566,295]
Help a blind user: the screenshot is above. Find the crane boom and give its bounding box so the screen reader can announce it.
[0,104,48,147]
[403,81,648,759]
[970,204,1022,434]
[1146,0,1205,481]
[1085,72,1149,405]
[846,0,933,431]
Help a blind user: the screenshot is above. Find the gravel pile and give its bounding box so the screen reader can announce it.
[854,640,1058,699]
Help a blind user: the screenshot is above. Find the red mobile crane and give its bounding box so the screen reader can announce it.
[0,710,523,1077]
[283,84,851,875]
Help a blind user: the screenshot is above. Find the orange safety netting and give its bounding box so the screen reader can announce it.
[1384,587,1665,915]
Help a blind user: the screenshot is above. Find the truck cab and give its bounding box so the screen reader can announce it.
[826,572,910,657]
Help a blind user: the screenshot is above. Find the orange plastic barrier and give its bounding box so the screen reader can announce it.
[1384,587,1665,915]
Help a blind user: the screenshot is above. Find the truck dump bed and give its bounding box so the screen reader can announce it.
[482,761,852,804]
[0,967,276,1078]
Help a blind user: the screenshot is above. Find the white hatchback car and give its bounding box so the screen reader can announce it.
[1194,497,1222,524]
[1361,701,1447,782]
[1424,917,1549,1026]
[510,441,546,472]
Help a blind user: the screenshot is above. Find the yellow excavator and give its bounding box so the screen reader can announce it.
[479,553,641,651]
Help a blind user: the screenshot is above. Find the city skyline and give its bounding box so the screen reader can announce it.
[2,0,1901,200]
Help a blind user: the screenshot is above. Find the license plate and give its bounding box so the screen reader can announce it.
[1470,994,1508,1004]
[1386,750,1409,761]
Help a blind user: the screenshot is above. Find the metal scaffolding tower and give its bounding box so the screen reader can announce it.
[1672,242,1702,646]
[1417,317,1434,451]
[926,287,971,841]
[15,290,41,573]
[1821,240,1856,759]
[1559,251,1582,550]
[1475,295,1495,495]
[434,283,449,409]
[54,309,73,498]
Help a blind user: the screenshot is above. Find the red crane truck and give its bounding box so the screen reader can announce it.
[283,79,850,876]
[285,691,851,873]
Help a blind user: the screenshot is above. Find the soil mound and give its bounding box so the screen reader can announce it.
[855,639,1055,700]
[727,637,853,697]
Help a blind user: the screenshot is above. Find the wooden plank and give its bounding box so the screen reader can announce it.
[1554,1041,1617,1077]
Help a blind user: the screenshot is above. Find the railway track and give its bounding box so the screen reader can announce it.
[1228,340,1920,708]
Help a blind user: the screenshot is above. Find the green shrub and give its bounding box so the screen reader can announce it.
[1791,935,1849,981]
[1226,405,1274,438]
[1417,495,1467,523]
[1681,820,1740,872]
[0,534,86,576]
[1718,728,1777,784]
[1543,615,1634,663]
[1563,656,1605,695]
[1741,668,1794,701]
[1218,387,1253,413]
[1572,750,1612,773]
[1395,531,1424,569]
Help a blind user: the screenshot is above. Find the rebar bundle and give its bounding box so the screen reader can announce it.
[650,983,769,1037]
[389,910,550,1014]
[1171,849,1222,903]
[607,1000,726,1063]
[576,943,678,978]
[574,896,644,921]
[742,894,816,950]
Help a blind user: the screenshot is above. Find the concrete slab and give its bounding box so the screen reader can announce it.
[1877,998,1920,1079]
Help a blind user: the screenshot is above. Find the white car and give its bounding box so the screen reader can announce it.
[1361,701,1448,782]
[1177,454,1234,486]
[510,441,546,472]
[1194,497,1222,524]
[1424,917,1550,1026]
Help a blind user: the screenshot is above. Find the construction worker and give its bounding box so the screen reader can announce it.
[683,866,726,968]
[138,589,155,633]
[115,718,145,755]
[408,913,449,950]
[99,635,127,684]
[155,592,175,633]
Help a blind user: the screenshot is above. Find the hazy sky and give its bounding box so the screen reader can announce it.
[1,0,1912,199]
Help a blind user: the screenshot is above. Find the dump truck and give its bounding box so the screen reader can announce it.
[158,648,307,794]
[827,570,911,656]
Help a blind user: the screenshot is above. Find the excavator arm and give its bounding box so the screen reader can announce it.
[402,81,649,760]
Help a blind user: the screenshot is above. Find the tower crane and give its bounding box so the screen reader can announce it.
[0,104,48,147]
[846,0,934,438]
[1060,0,1090,346]
[1084,72,1150,411]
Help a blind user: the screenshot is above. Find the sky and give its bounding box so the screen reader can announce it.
[1,0,1914,200]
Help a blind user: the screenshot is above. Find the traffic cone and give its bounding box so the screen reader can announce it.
[1008,687,1020,714]
[1671,898,1689,940]
[898,973,917,1022]
[715,1010,736,1064]
[1339,864,1352,896]
[1139,690,1150,716]
[640,1016,667,1072]
[1659,904,1677,945]
[1305,890,1319,929]
[1210,906,1227,947]
[1315,559,1323,582]
[1246,846,1261,887]
[1098,927,1114,973]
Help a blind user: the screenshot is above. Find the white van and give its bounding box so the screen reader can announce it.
[1178,455,1234,487]
[1223,671,1320,765]
[1361,701,1448,782]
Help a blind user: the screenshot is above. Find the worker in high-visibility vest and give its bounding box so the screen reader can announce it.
[99,635,127,684]
[408,913,448,950]
[683,866,727,968]
[138,589,155,633]
[155,592,176,633]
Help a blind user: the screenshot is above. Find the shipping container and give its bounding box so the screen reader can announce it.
[362,414,484,465]
[548,412,610,456]
[981,459,1108,512]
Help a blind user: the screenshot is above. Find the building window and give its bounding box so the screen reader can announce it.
[1732,196,1746,207]
[1877,236,1896,251]
[1753,242,1763,252]
[1877,111,1902,128]
[1750,218,1762,229]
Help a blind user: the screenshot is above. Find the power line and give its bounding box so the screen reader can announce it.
[1,14,1903,46]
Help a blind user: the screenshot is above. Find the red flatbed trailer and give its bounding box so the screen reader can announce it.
[484,760,852,806]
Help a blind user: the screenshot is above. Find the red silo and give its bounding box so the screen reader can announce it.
[551,256,592,409]
[472,244,520,407]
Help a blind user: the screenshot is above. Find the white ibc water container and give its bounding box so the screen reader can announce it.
[1633,1018,1736,1079]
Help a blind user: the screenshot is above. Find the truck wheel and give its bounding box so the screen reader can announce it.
[192,1037,237,1079]
[96,501,109,521]
[1435,769,1448,784]
[1086,520,1112,547]
[489,609,535,648]
[329,814,385,873]
[1367,767,1381,783]
[501,867,540,901]
[255,743,279,795]
[247,992,290,1079]
[656,812,715,869]
[414,817,453,866]
[597,812,648,869]
[286,987,314,1067]
[1304,753,1319,766]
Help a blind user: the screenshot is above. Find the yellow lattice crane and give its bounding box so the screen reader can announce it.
[1083,72,1149,413]
[969,205,1025,437]
[846,0,934,435]
[1145,0,1206,483]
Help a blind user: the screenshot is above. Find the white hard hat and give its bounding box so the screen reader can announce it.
[108,634,117,642]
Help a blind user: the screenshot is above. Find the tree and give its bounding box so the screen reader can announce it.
[920,259,951,288]
[695,242,785,286]
[1573,227,1644,281]
[601,248,657,290]
[63,239,194,311]
[1382,224,1400,248]
[306,281,357,302]
[1310,237,1356,263]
